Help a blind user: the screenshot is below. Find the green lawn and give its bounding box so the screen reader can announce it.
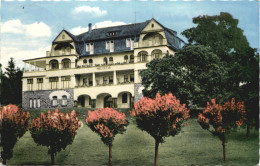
[4,108,259,165]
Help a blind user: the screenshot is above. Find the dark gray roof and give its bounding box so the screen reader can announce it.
[76,21,150,42]
[56,19,184,56]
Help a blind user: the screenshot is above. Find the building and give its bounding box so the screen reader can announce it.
[22,18,184,109]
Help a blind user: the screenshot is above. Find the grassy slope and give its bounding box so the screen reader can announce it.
[6,108,259,165]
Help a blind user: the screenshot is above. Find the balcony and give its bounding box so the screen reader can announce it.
[76,61,135,69]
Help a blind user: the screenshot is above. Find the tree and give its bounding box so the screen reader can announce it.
[182,12,259,133]
[0,104,30,165]
[30,109,81,165]
[198,98,246,161]
[140,44,225,107]
[239,48,259,137]
[1,58,23,106]
[86,108,128,166]
[130,93,190,166]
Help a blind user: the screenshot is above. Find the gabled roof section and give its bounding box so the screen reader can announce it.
[52,29,76,43]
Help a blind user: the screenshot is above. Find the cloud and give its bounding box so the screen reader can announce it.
[70,26,89,35]
[92,21,127,29]
[1,19,51,38]
[1,45,51,71]
[72,6,107,17]
[69,21,127,35]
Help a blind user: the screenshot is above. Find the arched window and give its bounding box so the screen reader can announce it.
[124,55,128,63]
[130,55,134,63]
[122,93,127,103]
[138,51,148,62]
[109,57,113,64]
[89,59,93,66]
[52,96,58,107]
[62,58,71,69]
[83,59,87,64]
[50,60,59,69]
[62,95,67,106]
[151,49,162,59]
[104,57,108,65]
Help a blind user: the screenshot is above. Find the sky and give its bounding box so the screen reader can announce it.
[1,0,259,71]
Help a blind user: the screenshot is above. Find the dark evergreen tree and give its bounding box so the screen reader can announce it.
[1,58,23,106]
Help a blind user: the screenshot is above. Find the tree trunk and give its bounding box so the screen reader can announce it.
[51,152,55,165]
[154,140,159,166]
[2,158,6,165]
[108,144,112,166]
[246,123,250,138]
[222,140,226,162]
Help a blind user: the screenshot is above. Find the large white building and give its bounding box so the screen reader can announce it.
[22,19,184,109]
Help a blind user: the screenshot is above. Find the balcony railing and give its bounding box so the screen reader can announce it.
[75,81,134,88]
[76,61,134,69]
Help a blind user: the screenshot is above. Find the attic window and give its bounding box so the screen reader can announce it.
[151,24,154,28]
[107,31,118,36]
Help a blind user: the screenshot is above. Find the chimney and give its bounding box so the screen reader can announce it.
[88,23,92,32]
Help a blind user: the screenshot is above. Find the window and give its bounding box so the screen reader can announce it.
[107,31,117,36]
[124,55,128,63]
[49,77,58,89]
[124,75,128,82]
[109,76,113,84]
[104,57,108,65]
[37,78,43,90]
[126,38,134,50]
[27,79,33,84]
[103,77,107,84]
[50,60,59,69]
[83,59,87,64]
[152,49,162,59]
[52,96,58,107]
[27,79,33,91]
[62,59,71,69]
[151,24,154,28]
[126,38,131,47]
[106,41,114,52]
[29,99,33,108]
[62,95,67,106]
[130,55,134,63]
[122,93,127,103]
[37,98,41,108]
[109,57,113,64]
[33,98,37,108]
[86,43,94,54]
[90,43,94,54]
[61,76,71,89]
[89,59,93,66]
[138,51,148,62]
[130,74,134,82]
[86,43,90,52]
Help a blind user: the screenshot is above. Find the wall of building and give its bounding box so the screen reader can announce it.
[22,89,74,109]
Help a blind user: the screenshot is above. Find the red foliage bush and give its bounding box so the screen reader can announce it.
[0,104,30,165]
[86,108,128,165]
[130,93,190,166]
[30,109,81,165]
[198,98,246,161]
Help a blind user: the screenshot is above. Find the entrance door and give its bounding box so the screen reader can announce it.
[78,96,85,107]
[104,95,112,108]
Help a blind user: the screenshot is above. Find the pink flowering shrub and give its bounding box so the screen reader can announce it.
[0,104,30,165]
[86,108,128,165]
[30,109,81,165]
[130,93,190,166]
[198,98,246,161]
